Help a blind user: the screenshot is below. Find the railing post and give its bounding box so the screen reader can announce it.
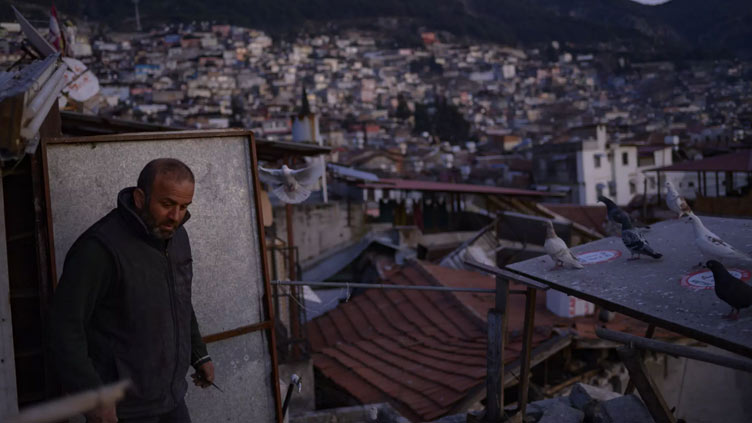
[486,275,509,422]
[518,287,537,418]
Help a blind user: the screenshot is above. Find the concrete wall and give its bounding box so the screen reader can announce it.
[646,347,752,423]
[273,201,367,265]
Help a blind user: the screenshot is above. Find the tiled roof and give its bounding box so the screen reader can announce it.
[309,261,680,421]
[650,150,752,172]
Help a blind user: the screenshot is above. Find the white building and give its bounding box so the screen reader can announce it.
[534,125,674,205]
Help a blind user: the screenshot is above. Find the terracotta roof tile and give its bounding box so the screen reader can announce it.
[309,260,682,421]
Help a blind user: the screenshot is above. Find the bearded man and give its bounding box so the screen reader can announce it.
[50,158,213,423]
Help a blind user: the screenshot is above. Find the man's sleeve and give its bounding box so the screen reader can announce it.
[48,238,114,393]
[190,309,210,369]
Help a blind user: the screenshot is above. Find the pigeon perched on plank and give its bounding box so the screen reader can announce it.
[544,220,583,269]
[259,159,324,204]
[665,181,692,218]
[687,214,752,265]
[705,260,752,320]
[617,215,662,260]
[598,195,631,226]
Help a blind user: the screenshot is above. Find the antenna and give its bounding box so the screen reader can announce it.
[133,0,142,32]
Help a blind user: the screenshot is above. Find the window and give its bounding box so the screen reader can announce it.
[649,177,656,189]
[622,152,629,166]
[688,181,695,188]
[596,184,604,198]
[594,155,601,168]
[629,182,636,194]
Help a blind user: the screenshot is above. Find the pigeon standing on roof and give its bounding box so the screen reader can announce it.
[259,159,323,204]
[688,214,752,265]
[598,195,631,226]
[544,220,583,269]
[665,181,692,218]
[617,215,662,260]
[705,260,752,320]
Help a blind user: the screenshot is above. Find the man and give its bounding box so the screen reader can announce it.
[49,158,214,423]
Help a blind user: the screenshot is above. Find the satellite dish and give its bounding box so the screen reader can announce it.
[12,5,56,56]
[62,57,100,102]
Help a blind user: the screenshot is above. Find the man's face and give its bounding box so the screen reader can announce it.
[135,174,194,240]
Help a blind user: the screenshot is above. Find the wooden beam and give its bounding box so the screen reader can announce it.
[517,287,537,417]
[617,347,676,423]
[625,324,655,394]
[486,275,509,422]
[7,381,130,423]
[597,327,752,373]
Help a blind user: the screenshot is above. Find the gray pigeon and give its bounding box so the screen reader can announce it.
[598,195,631,226]
[706,260,752,320]
[618,216,662,260]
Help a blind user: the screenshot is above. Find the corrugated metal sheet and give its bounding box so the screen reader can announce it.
[360,178,557,197]
[328,163,379,181]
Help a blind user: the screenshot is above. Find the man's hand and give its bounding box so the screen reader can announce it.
[85,404,118,423]
[190,361,215,388]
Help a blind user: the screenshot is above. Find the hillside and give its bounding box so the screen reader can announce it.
[2,0,750,58]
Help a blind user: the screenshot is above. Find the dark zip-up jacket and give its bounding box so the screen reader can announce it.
[49,188,209,419]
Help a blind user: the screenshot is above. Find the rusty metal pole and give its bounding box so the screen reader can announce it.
[285,156,301,359]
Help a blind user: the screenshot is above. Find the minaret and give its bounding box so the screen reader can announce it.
[133,0,142,32]
[291,87,327,202]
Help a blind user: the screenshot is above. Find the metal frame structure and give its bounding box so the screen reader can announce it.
[40,129,284,422]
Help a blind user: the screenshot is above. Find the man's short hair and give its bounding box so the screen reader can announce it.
[137,158,195,197]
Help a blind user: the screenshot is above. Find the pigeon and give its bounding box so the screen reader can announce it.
[544,220,583,269]
[705,260,752,320]
[597,195,631,226]
[665,181,692,218]
[258,159,324,204]
[687,214,752,264]
[617,215,662,260]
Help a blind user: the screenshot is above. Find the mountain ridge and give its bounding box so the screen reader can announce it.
[3,0,750,58]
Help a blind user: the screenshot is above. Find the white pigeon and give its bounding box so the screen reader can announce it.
[687,214,752,264]
[665,181,692,218]
[544,220,583,269]
[258,159,323,204]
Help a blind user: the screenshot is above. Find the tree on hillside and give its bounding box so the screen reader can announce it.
[412,97,470,143]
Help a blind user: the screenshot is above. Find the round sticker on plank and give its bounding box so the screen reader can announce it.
[680,269,751,290]
[576,249,622,265]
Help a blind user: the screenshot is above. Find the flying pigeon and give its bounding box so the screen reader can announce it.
[544,220,583,269]
[688,214,752,264]
[705,260,752,320]
[598,195,631,226]
[665,181,692,218]
[259,159,324,204]
[618,215,662,260]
